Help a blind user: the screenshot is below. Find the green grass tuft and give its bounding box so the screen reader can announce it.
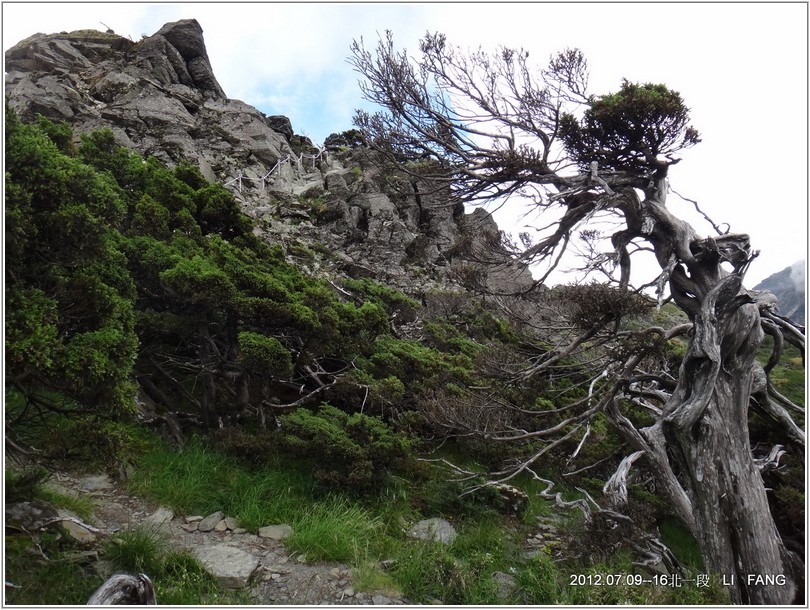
[38,487,96,522]
[287,497,385,562]
[128,436,316,529]
[104,526,167,574]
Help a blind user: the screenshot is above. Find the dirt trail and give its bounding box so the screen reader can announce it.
[47,471,408,605]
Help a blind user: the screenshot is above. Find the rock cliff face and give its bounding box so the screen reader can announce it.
[5,19,533,294]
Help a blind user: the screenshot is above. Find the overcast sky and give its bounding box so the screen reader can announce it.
[3,2,807,286]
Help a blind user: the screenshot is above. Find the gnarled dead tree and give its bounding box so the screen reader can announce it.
[351,32,804,604]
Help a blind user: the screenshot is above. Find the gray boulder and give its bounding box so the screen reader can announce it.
[266,115,294,142]
[154,19,225,98]
[258,524,293,540]
[492,571,518,600]
[407,518,457,545]
[5,500,59,529]
[192,544,260,588]
[79,474,114,492]
[58,519,97,544]
[144,507,174,527]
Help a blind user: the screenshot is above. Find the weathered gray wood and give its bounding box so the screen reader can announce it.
[662,286,797,604]
[86,573,156,605]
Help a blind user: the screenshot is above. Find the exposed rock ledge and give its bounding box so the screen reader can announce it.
[4,18,534,295]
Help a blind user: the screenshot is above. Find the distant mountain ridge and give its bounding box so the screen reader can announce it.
[754,261,805,325]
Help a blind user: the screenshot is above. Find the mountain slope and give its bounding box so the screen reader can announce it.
[754,261,805,325]
[4,18,533,296]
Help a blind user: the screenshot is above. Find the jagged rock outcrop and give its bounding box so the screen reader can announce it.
[4,19,534,295]
[5,19,288,178]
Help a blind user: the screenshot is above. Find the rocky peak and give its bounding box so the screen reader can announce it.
[4,20,534,295]
[6,19,291,176]
[151,19,225,99]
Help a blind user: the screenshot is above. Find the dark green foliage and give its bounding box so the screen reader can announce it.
[6,109,405,437]
[560,80,701,173]
[76,129,148,198]
[324,128,366,149]
[413,478,502,520]
[341,277,421,319]
[36,115,75,155]
[5,465,50,503]
[278,403,414,492]
[5,108,138,418]
[237,331,293,377]
[423,320,484,358]
[173,162,210,190]
[209,427,278,465]
[194,183,252,238]
[365,337,475,387]
[6,388,155,470]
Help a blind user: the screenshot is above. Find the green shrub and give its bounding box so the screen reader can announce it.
[5,466,50,503]
[237,331,293,377]
[365,337,475,388]
[278,404,414,492]
[208,427,277,465]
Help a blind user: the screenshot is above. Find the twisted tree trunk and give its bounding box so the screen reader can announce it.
[662,274,797,603]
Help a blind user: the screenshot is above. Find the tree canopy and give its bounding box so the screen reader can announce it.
[560,80,701,173]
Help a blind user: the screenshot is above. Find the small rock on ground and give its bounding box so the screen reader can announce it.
[144,507,174,526]
[191,544,260,589]
[407,517,457,544]
[258,524,292,540]
[198,510,225,532]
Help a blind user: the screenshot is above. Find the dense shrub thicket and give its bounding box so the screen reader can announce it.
[5,110,803,566]
[6,110,392,435]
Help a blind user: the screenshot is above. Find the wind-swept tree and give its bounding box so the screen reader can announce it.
[350,32,804,604]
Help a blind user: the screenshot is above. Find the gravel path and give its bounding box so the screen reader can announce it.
[46,471,409,605]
